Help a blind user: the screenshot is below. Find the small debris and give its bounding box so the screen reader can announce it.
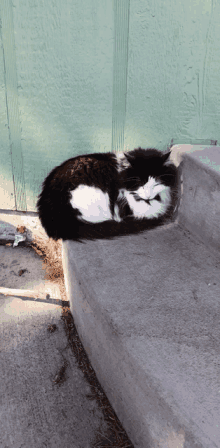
[13,225,27,247]
[53,359,68,386]
[13,233,27,247]
[6,243,12,246]
[61,409,67,419]
[192,289,198,301]
[46,294,50,300]
[18,269,28,276]
[16,225,26,234]
[47,324,57,333]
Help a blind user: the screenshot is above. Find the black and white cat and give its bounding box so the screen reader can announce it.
[37,147,178,241]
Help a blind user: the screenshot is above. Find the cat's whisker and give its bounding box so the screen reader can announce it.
[157,174,176,179]
[123,180,140,187]
[122,179,140,187]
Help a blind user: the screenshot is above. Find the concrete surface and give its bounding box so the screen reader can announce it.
[0,296,106,448]
[0,243,133,448]
[1,144,220,448]
[0,245,61,300]
[62,147,220,448]
[0,211,48,244]
[178,146,220,253]
[62,222,220,448]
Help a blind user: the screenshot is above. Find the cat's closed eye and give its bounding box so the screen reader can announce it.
[153,194,161,201]
[132,192,161,202]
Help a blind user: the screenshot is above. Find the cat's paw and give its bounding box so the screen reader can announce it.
[113,204,123,222]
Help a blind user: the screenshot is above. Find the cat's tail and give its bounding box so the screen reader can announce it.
[37,181,81,241]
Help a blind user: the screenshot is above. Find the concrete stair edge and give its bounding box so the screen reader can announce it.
[62,145,220,448]
[176,145,220,254]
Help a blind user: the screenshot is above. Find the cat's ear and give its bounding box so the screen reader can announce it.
[124,152,134,165]
[162,151,171,163]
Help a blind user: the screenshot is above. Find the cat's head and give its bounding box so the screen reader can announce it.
[121,148,177,213]
[123,148,174,188]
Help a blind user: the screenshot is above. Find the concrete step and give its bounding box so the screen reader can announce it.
[62,145,220,448]
[175,145,220,253]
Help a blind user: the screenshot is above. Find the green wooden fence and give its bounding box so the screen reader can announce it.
[0,0,220,212]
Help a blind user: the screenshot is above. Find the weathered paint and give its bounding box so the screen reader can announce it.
[1,0,220,211]
[0,2,16,210]
[0,0,27,211]
[112,0,130,153]
[0,24,15,210]
[125,0,220,151]
[3,0,114,210]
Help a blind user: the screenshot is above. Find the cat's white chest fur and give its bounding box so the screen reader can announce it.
[119,176,171,219]
[70,185,115,223]
[69,176,171,224]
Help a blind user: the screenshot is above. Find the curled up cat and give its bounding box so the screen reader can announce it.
[37,147,179,242]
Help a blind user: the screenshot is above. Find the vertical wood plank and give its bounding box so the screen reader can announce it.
[0,0,27,211]
[11,0,114,211]
[124,0,220,151]
[0,9,15,210]
[112,0,130,153]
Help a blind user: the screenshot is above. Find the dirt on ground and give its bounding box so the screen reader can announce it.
[0,223,134,448]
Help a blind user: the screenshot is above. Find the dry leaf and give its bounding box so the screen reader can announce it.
[17,225,26,234]
[18,269,28,276]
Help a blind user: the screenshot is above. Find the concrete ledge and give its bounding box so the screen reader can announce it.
[62,223,220,448]
[177,145,220,252]
[62,146,220,447]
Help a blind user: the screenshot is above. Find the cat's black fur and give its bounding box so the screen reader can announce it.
[37,148,179,242]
